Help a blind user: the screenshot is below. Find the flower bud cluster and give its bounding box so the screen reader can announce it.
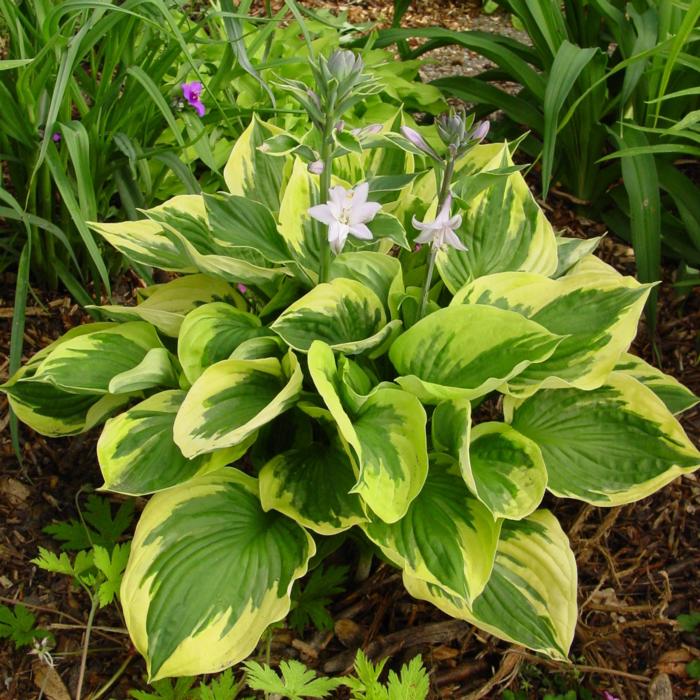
[436,108,490,157]
[278,49,381,129]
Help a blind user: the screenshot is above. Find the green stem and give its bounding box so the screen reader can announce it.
[317,119,334,284]
[75,594,99,700]
[418,157,456,319]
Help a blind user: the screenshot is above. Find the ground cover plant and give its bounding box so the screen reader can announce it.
[381,0,700,326]
[2,43,700,691]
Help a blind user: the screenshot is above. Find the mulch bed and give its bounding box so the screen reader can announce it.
[2,3,699,699]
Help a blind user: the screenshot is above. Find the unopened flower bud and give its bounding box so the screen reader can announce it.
[437,108,467,149]
[327,49,363,83]
[352,123,383,138]
[470,120,490,143]
[308,160,324,175]
[335,120,345,133]
[400,125,441,162]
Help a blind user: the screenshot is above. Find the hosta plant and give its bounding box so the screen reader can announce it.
[4,50,699,682]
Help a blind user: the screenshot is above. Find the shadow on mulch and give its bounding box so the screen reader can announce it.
[1,187,699,700]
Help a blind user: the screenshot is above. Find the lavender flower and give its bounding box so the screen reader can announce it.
[52,132,61,143]
[308,182,381,255]
[412,194,466,251]
[236,283,248,295]
[181,81,205,117]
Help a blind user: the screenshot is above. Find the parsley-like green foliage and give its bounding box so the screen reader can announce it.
[244,659,344,699]
[197,669,245,700]
[43,494,134,551]
[130,670,245,700]
[0,603,52,649]
[289,564,348,634]
[32,542,130,609]
[346,651,429,700]
[677,611,700,632]
[129,677,197,700]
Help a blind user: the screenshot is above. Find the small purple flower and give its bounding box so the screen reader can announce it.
[236,283,248,295]
[602,693,620,700]
[308,160,325,175]
[52,132,62,143]
[181,81,205,117]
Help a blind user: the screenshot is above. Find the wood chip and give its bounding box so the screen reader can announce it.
[32,661,72,700]
[648,673,673,700]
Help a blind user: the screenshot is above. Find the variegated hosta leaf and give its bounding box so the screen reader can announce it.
[554,236,604,278]
[88,275,244,337]
[277,157,322,282]
[364,453,500,603]
[30,322,163,395]
[403,509,577,660]
[259,442,366,535]
[614,353,699,415]
[121,469,314,680]
[467,422,547,520]
[204,192,292,263]
[98,391,247,496]
[506,373,700,505]
[223,116,286,212]
[4,375,129,437]
[0,325,130,436]
[432,401,546,520]
[329,251,405,319]
[173,351,303,459]
[178,302,272,384]
[308,341,428,523]
[108,348,180,394]
[143,195,286,289]
[453,270,651,397]
[436,143,558,293]
[389,305,562,403]
[91,195,285,288]
[271,278,389,354]
[88,216,198,273]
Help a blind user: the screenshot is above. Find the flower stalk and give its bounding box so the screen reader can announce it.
[419,156,456,319]
[317,119,334,283]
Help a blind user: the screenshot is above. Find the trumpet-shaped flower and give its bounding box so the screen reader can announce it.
[181,81,205,117]
[308,182,381,255]
[412,194,467,251]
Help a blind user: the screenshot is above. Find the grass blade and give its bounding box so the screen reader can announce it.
[609,125,660,335]
[542,40,597,197]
